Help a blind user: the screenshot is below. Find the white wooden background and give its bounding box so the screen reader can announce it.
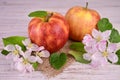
[0,0,120,80]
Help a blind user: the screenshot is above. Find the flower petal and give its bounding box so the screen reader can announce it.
[13,56,20,62]
[91,52,102,60]
[30,44,39,51]
[108,53,118,63]
[102,30,111,40]
[4,45,15,51]
[97,40,107,52]
[100,57,108,66]
[36,56,43,63]
[84,44,98,53]
[90,59,100,68]
[84,46,93,53]
[82,34,93,45]
[90,52,108,67]
[15,62,25,72]
[92,29,101,39]
[22,38,31,46]
[83,53,92,61]
[38,46,45,51]
[40,50,50,57]
[25,63,34,72]
[107,43,117,53]
[28,56,37,63]
[15,45,22,51]
[23,50,32,58]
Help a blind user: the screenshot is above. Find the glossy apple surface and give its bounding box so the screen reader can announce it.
[65,4,100,41]
[28,12,69,53]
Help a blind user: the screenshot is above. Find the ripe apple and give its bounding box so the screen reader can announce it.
[28,11,69,53]
[65,2,100,41]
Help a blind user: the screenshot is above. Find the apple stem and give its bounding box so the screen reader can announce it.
[45,13,53,22]
[85,2,88,9]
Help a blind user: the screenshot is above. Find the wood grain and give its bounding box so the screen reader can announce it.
[0,0,120,80]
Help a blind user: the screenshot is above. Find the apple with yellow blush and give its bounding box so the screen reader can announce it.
[65,2,101,41]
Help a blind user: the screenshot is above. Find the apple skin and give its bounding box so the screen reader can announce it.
[65,6,100,41]
[28,12,69,53]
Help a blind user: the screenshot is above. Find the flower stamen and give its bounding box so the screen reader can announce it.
[23,58,29,65]
[13,50,19,55]
[28,43,33,48]
[102,51,108,57]
[96,36,102,42]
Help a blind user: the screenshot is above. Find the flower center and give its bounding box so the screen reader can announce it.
[28,43,33,48]
[96,36,102,42]
[23,58,28,64]
[102,51,108,57]
[37,52,43,57]
[13,50,19,55]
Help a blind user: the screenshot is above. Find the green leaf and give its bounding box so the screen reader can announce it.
[70,42,85,53]
[28,11,48,18]
[50,53,67,70]
[32,62,39,70]
[2,36,26,51]
[116,49,120,64]
[69,50,90,64]
[1,50,9,55]
[97,18,113,32]
[109,28,120,43]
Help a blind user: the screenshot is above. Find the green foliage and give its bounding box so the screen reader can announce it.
[32,62,39,70]
[70,42,85,53]
[1,50,9,55]
[28,11,48,18]
[97,18,113,32]
[116,49,120,64]
[69,42,90,63]
[109,28,120,43]
[50,53,67,70]
[69,50,90,63]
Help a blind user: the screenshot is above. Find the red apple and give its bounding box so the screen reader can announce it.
[28,11,69,53]
[65,2,100,41]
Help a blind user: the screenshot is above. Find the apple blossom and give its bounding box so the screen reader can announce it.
[82,34,96,46]
[22,38,39,51]
[97,41,118,64]
[3,38,50,73]
[32,46,50,64]
[84,41,118,67]
[82,29,118,67]
[14,57,34,73]
[4,44,23,61]
[92,29,111,42]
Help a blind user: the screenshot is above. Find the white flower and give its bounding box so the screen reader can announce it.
[22,38,39,51]
[82,34,96,46]
[84,40,118,67]
[3,38,50,73]
[4,44,23,61]
[83,44,98,61]
[14,57,34,73]
[32,46,50,64]
[92,29,111,42]
[82,29,118,67]
[97,41,118,64]
[13,46,50,72]
[13,50,35,73]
